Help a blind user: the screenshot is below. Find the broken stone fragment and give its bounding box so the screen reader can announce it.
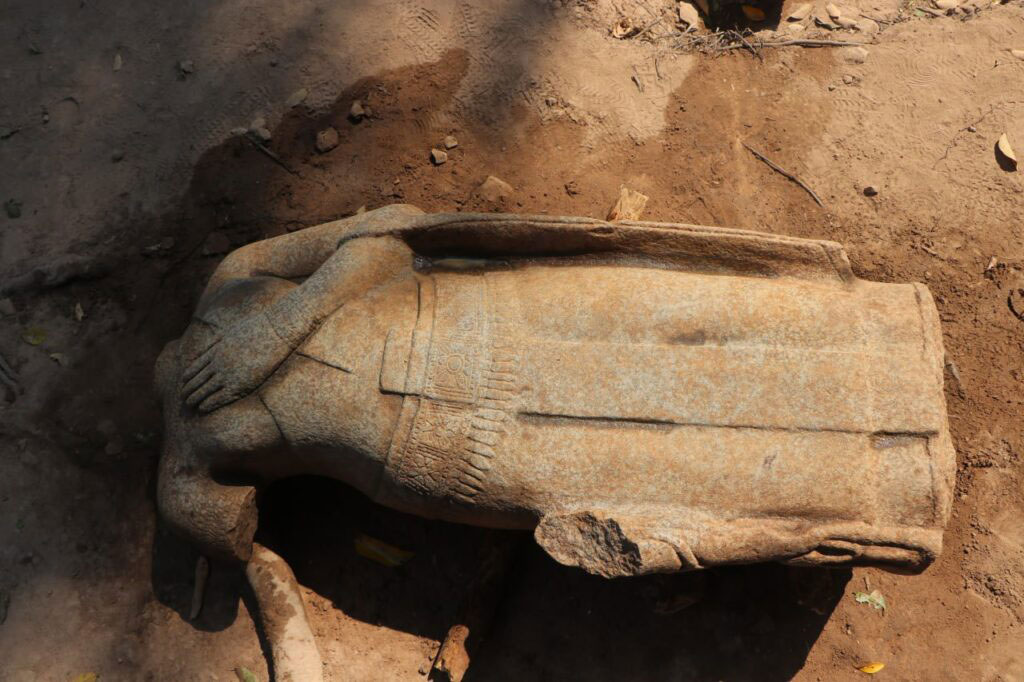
[677,1,703,29]
[787,2,812,20]
[430,148,448,165]
[606,186,649,220]
[315,127,339,153]
[443,135,459,149]
[474,175,513,202]
[349,100,365,122]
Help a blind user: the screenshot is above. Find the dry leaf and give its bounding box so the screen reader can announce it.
[854,589,887,611]
[611,17,636,38]
[996,133,1017,169]
[285,88,308,108]
[22,327,45,346]
[354,533,414,567]
[741,4,766,20]
[857,662,885,674]
[235,667,258,682]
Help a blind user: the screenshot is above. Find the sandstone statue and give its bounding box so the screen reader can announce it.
[155,205,954,679]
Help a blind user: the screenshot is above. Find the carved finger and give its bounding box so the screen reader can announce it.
[185,378,223,409]
[183,343,219,382]
[198,388,232,414]
[181,365,216,399]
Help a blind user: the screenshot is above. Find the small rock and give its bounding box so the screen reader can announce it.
[967,125,977,133]
[252,127,272,143]
[269,58,279,67]
[111,150,125,162]
[825,3,842,19]
[113,53,123,71]
[248,116,266,131]
[177,60,195,77]
[854,18,879,33]
[474,175,514,202]
[349,100,366,122]
[863,185,879,196]
[842,46,869,64]
[843,74,855,84]
[1011,49,1024,61]
[934,0,960,8]
[828,84,837,91]
[787,22,806,32]
[443,135,459,149]
[286,88,308,108]
[0,298,15,316]
[430,148,448,165]
[230,126,248,136]
[4,199,22,219]
[787,2,812,20]
[315,126,340,153]
[836,15,858,28]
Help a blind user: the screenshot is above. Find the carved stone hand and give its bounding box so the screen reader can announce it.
[180,311,294,413]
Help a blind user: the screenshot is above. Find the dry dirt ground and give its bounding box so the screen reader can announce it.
[2,0,1024,680]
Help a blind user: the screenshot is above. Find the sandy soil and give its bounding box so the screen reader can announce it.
[2,0,1023,680]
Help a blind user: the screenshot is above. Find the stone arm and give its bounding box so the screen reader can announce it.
[199,204,424,298]
[182,206,422,413]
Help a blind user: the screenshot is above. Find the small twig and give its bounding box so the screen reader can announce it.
[729,30,763,61]
[633,15,665,40]
[742,142,825,208]
[245,135,298,176]
[721,38,865,50]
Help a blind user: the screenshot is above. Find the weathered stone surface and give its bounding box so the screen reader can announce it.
[156,205,954,581]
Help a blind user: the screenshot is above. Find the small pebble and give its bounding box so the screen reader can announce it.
[252,127,272,143]
[967,125,977,133]
[111,150,125,162]
[430,148,448,165]
[863,185,879,196]
[4,199,22,219]
[842,46,869,64]
[443,135,459,149]
[843,74,855,85]
[249,116,266,131]
[177,59,195,76]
